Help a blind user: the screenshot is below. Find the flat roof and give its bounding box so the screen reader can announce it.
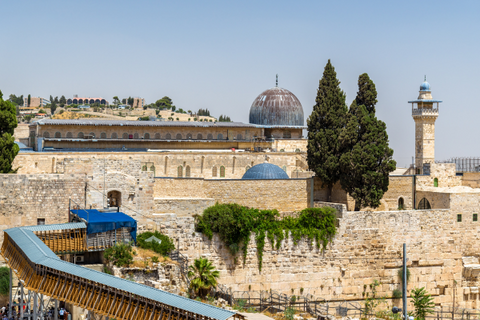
[32,119,306,129]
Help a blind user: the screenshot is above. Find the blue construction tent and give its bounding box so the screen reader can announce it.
[70,209,137,242]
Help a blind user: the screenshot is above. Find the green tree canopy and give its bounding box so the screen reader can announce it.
[187,257,220,298]
[339,74,396,210]
[155,96,173,110]
[8,94,23,106]
[59,95,66,108]
[307,60,347,195]
[355,73,378,114]
[0,91,19,173]
[0,91,18,136]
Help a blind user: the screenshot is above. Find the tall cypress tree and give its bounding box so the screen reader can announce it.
[0,90,19,173]
[339,74,396,210]
[307,60,347,197]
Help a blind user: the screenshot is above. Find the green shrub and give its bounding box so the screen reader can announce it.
[411,287,435,320]
[284,307,295,320]
[0,267,9,296]
[104,242,134,267]
[137,231,175,256]
[195,203,336,270]
[392,288,402,299]
[151,256,159,263]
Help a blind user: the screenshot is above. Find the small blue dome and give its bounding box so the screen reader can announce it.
[420,81,431,91]
[242,163,289,180]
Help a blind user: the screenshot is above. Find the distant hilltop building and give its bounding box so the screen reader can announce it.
[23,97,50,109]
[133,97,145,109]
[28,78,306,152]
[67,96,109,106]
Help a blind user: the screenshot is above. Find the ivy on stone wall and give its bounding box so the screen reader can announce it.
[195,203,337,270]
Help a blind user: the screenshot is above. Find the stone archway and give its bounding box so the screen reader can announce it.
[107,190,122,207]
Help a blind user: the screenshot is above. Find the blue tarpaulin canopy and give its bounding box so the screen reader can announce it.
[70,209,137,242]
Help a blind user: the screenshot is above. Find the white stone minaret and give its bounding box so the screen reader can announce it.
[408,77,442,174]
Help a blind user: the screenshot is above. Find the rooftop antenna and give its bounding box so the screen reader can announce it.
[424,75,426,82]
[276,74,278,87]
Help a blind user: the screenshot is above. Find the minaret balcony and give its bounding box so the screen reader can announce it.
[412,108,439,116]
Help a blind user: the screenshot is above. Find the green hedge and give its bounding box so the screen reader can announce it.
[195,203,337,270]
[137,231,175,256]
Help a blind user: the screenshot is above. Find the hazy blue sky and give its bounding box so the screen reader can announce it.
[1,1,478,167]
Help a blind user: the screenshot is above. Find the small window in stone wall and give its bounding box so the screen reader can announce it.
[207,134,213,140]
[43,131,50,138]
[134,133,139,139]
[166,133,172,140]
[197,134,203,140]
[282,166,287,172]
[66,132,73,138]
[111,132,118,139]
[122,133,128,139]
[237,134,242,140]
[185,165,191,177]
[398,197,405,210]
[177,166,183,177]
[280,149,285,152]
[155,133,161,139]
[434,178,438,187]
[283,131,291,138]
[245,165,250,172]
[100,132,107,139]
[54,132,61,138]
[474,214,478,222]
[37,218,45,225]
[220,166,225,178]
[212,166,217,177]
[457,214,462,222]
[295,148,301,153]
[89,132,95,138]
[176,133,182,140]
[144,133,150,139]
[186,133,192,139]
[217,134,224,140]
[78,132,84,138]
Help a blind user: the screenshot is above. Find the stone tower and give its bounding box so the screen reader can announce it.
[408,77,442,174]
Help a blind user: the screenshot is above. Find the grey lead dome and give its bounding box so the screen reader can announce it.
[249,87,304,126]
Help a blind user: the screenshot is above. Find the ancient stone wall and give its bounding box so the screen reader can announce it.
[313,176,414,211]
[152,178,311,216]
[13,124,30,140]
[462,172,480,188]
[154,206,480,309]
[418,163,462,188]
[0,174,85,242]
[13,151,308,179]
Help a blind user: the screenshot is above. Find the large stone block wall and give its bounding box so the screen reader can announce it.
[462,172,480,188]
[205,179,310,212]
[152,178,311,214]
[418,163,462,188]
[13,151,309,179]
[313,176,414,211]
[155,206,480,309]
[0,174,85,242]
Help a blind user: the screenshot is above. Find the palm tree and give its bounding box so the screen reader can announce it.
[187,257,219,298]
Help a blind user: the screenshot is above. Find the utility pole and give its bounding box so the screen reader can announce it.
[403,243,408,320]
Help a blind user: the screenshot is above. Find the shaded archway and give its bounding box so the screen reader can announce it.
[107,190,122,207]
[418,198,431,210]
